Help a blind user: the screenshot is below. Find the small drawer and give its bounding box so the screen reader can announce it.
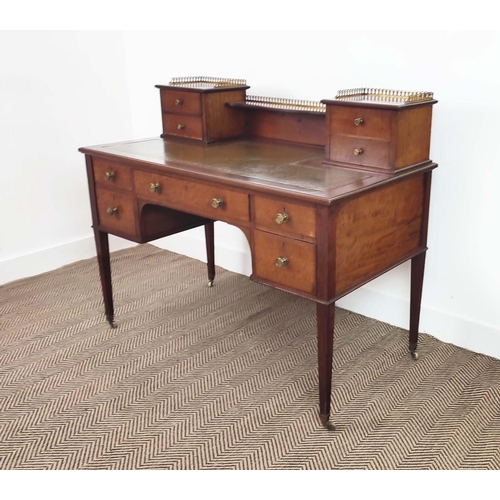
[253,231,316,295]
[329,135,391,169]
[330,106,394,141]
[254,195,316,240]
[95,187,136,237]
[160,89,202,116]
[162,113,203,140]
[134,171,249,223]
[93,158,132,191]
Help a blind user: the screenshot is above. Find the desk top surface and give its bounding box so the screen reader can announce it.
[81,137,433,204]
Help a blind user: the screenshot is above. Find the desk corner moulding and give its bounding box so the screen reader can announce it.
[79,76,438,429]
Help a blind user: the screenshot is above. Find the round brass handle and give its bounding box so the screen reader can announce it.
[106,207,118,216]
[275,257,289,268]
[353,148,363,156]
[177,123,185,130]
[175,99,183,105]
[354,118,364,126]
[275,213,289,225]
[149,182,160,193]
[104,171,115,181]
[211,198,224,209]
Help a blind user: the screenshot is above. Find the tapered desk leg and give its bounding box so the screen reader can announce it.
[205,221,215,287]
[317,302,335,430]
[409,251,426,359]
[93,229,115,328]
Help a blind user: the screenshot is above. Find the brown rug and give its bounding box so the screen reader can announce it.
[1,244,499,470]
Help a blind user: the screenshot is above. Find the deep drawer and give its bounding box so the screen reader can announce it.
[252,230,316,295]
[95,187,136,237]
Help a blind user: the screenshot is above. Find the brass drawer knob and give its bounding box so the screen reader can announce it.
[211,198,224,209]
[177,123,185,130]
[275,213,289,225]
[149,182,160,193]
[104,171,115,181]
[175,99,183,106]
[353,148,363,156]
[106,207,118,216]
[275,257,289,268]
[354,118,364,126]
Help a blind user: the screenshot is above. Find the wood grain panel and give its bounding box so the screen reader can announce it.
[395,106,433,168]
[334,175,424,295]
[253,230,316,294]
[246,109,326,147]
[254,195,316,240]
[204,90,246,141]
[138,204,208,242]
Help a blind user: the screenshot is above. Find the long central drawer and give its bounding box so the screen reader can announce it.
[133,170,249,223]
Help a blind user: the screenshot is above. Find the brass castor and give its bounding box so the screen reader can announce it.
[324,422,336,431]
[208,280,214,288]
[411,351,419,360]
[319,413,336,431]
[106,316,116,329]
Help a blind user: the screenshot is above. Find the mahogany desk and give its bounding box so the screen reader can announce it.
[80,80,437,429]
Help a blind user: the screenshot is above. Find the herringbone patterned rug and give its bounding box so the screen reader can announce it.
[1,244,499,469]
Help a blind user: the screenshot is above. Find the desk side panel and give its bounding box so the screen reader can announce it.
[333,174,424,296]
[395,106,433,169]
[204,90,247,141]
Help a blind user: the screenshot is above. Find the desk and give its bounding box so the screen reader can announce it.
[80,80,437,428]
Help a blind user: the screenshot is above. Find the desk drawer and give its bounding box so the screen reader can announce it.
[329,135,391,169]
[134,171,249,223]
[96,187,136,237]
[253,230,316,295]
[254,195,316,240]
[160,89,202,116]
[162,113,203,140]
[93,159,132,191]
[330,106,393,141]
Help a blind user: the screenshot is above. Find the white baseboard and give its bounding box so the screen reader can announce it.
[3,230,499,360]
[337,287,500,361]
[0,235,136,286]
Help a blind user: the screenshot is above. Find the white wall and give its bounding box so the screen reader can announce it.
[122,30,500,359]
[2,30,499,361]
[0,31,135,285]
